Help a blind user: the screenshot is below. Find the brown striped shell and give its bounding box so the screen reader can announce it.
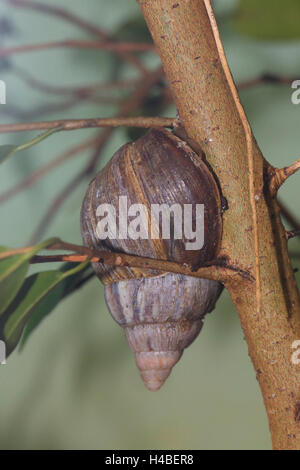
[80,129,223,390]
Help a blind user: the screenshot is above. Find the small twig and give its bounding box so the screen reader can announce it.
[31,254,98,264]
[0,135,100,204]
[5,0,148,74]
[85,128,113,175]
[16,68,297,101]
[0,39,155,57]
[238,73,299,91]
[18,68,297,98]
[28,67,165,240]
[278,199,300,231]
[4,0,116,39]
[27,129,113,242]
[0,116,174,134]
[26,129,112,243]
[286,230,300,241]
[0,239,243,283]
[0,95,123,121]
[14,66,139,97]
[269,158,300,196]
[28,169,89,244]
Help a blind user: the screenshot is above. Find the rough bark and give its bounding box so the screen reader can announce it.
[137,0,300,450]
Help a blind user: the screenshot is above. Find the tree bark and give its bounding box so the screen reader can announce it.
[137,0,300,450]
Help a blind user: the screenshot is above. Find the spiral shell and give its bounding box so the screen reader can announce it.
[105,273,222,390]
[81,128,223,390]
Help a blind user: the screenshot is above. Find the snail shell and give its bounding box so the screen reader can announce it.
[81,129,223,390]
[105,273,222,391]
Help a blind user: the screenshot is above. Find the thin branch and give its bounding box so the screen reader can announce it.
[0,239,247,283]
[0,95,123,121]
[4,0,148,74]
[0,135,100,204]
[269,158,300,196]
[28,66,165,241]
[14,66,139,97]
[28,168,88,244]
[15,67,297,98]
[287,230,300,240]
[4,0,115,39]
[0,116,174,134]
[0,39,155,57]
[27,132,109,243]
[278,199,300,231]
[84,128,113,175]
[238,73,299,91]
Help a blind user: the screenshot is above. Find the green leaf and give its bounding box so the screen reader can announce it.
[0,238,59,316]
[0,128,61,165]
[20,262,93,350]
[235,0,300,40]
[0,250,29,316]
[0,262,89,356]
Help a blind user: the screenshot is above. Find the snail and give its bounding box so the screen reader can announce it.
[80,128,223,391]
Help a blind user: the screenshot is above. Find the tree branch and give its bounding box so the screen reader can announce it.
[0,40,155,57]
[0,136,99,204]
[28,66,166,241]
[287,230,300,241]
[4,0,148,74]
[0,240,247,284]
[269,159,300,197]
[278,199,300,232]
[4,0,116,38]
[0,116,175,134]
[238,73,300,91]
[14,66,139,96]
[137,0,300,449]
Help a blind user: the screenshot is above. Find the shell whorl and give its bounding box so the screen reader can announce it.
[80,128,223,390]
[105,273,222,390]
[135,352,182,392]
[80,128,222,284]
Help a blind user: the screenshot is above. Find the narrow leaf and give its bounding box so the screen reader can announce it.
[0,238,59,316]
[0,262,88,356]
[0,250,29,315]
[20,263,93,349]
[0,128,61,165]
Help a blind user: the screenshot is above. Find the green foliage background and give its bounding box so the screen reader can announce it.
[0,0,299,450]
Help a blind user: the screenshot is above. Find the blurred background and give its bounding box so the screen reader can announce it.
[0,0,299,450]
